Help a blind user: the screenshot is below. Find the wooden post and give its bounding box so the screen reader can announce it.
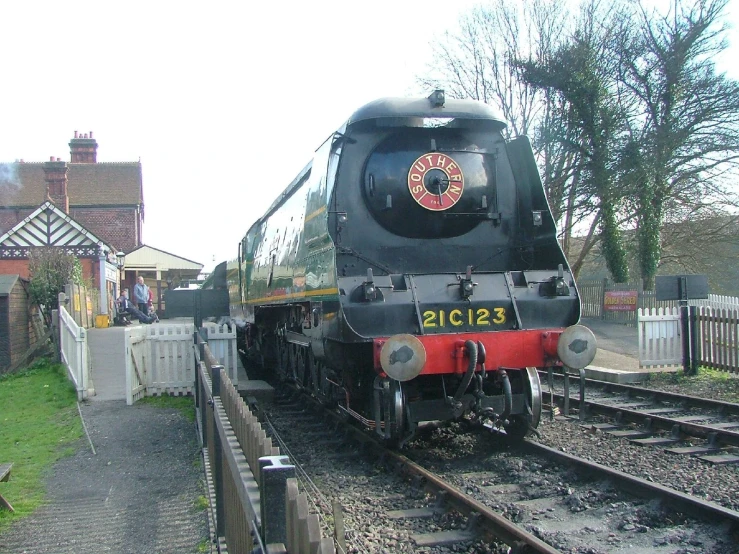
[600,278,608,319]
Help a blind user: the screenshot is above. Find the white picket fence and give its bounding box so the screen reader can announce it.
[690,294,739,312]
[61,318,237,404]
[59,306,92,400]
[637,307,683,368]
[202,322,238,386]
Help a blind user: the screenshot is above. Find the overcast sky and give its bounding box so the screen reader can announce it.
[1,0,737,274]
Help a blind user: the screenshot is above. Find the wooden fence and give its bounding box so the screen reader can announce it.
[696,307,739,373]
[636,305,739,373]
[64,283,97,329]
[58,305,91,400]
[579,279,679,323]
[195,333,336,553]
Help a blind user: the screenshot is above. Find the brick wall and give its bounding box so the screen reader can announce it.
[70,207,140,252]
[0,258,98,282]
[0,260,31,279]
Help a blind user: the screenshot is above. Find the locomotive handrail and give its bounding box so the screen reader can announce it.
[407,275,426,335]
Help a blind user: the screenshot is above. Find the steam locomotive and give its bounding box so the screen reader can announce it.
[228,91,595,444]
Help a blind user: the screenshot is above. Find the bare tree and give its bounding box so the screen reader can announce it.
[419,0,597,267]
[619,0,739,288]
[519,0,632,281]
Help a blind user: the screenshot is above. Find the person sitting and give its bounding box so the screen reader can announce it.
[117,290,158,324]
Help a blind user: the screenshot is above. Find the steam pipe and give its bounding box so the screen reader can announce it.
[453,340,478,402]
[498,369,512,423]
[373,377,384,438]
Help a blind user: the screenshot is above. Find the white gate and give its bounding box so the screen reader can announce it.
[146,322,195,396]
[59,306,91,400]
[202,322,238,386]
[123,322,237,403]
[638,307,682,367]
[125,326,149,405]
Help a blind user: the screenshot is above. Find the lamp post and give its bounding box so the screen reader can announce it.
[116,251,126,297]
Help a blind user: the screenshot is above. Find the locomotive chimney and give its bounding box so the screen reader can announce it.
[69,130,98,163]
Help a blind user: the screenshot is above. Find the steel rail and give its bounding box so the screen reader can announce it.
[382,449,561,554]
[274,386,561,553]
[539,371,739,415]
[547,390,739,447]
[522,440,739,525]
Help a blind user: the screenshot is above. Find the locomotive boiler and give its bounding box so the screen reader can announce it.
[230,91,596,444]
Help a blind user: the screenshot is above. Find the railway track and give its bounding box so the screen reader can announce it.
[256,386,739,553]
[540,372,739,463]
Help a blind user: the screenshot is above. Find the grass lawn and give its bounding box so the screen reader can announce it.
[0,360,84,534]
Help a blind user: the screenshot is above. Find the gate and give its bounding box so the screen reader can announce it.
[125,326,149,405]
[637,307,682,368]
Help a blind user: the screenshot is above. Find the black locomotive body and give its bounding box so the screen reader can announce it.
[231,91,595,443]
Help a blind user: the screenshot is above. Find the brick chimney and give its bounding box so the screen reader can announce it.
[44,157,69,213]
[69,130,98,163]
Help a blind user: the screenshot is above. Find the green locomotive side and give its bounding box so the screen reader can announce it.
[240,133,343,321]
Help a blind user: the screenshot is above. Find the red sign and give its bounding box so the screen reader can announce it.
[407,153,464,211]
[604,290,638,311]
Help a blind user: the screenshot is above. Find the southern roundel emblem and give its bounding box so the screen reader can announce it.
[407,153,464,211]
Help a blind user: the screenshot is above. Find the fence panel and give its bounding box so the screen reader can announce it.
[578,279,605,318]
[697,307,739,373]
[203,322,238,386]
[637,307,682,368]
[58,306,90,400]
[147,323,195,396]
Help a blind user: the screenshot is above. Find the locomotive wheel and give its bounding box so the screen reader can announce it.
[382,380,411,447]
[504,367,542,442]
[306,350,332,403]
[274,333,290,382]
[288,343,307,386]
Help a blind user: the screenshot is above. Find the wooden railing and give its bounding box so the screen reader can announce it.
[194,332,336,553]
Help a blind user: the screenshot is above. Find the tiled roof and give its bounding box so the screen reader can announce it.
[0,162,143,208]
[0,201,113,259]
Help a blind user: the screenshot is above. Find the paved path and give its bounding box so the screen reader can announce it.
[581,317,643,372]
[0,326,209,553]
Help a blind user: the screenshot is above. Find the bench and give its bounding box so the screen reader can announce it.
[113,302,133,326]
[0,463,14,512]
